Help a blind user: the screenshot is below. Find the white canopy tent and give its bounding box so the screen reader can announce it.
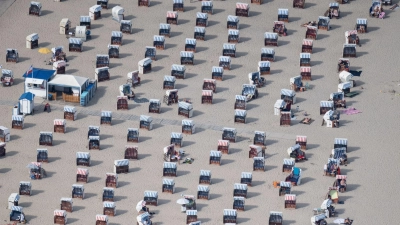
[47,75,89,100]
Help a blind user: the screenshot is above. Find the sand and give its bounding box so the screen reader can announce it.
[0,0,400,224]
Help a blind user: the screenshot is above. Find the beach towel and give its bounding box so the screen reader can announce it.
[342,108,361,115]
[379,12,385,19]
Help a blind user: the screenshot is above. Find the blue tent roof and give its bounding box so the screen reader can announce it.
[23,68,55,80]
[19,92,35,101]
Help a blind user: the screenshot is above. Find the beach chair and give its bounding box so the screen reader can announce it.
[76,168,89,183]
[222,128,237,143]
[201,90,213,104]
[103,187,114,202]
[240,172,252,186]
[36,149,48,163]
[196,12,208,27]
[333,175,347,192]
[182,120,195,134]
[72,184,84,199]
[295,136,307,150]
[278,9,289,23]
[171,64,186,79]
[287,144,307,162]
[163,76,176,89]
[159,23,171,37]
[105,173,118,188]
[1,69,14,86]
[194,26,206,41]
[167,11,178,25]
[201,1,213,14]
[199,170,211,184]
[203,79,216,93]
[258,61,271,75]
[140,115,153,130]
[39,132,53,146]
[6,49,19,63]
[227,15,240,29]
[209,150,222,165]
[324,158,341,176]
[293,0,305,8]
[120,20,132,34]
[306,26,318,39]
[261,48,275,61]
[111,31,123,46]
[285,167,302,186]
[95,214,108,225]
[163,162,177,177]
[197,185,210,200]
[178,101,193,118]
[343,44,356,58]
[330,147,348,165]
[253,157,265,171]
[233,183,248,198]
[76,152,90,166]
[127,128,139,143]
[95,67,110,81]
[26,33,39,49]
[162,178,175,193]
[103,202,116,217]
[170,132,183,147]
[223,209,237,223]
[54,210,67,224]
[138,0,150,7]
[228,29,240,43]
[217,140,230,154]
[144,191,158,206]
[138,58,152,74]
[285,194,296,209]
[80,16,91,29]
[236,2,250,17]
[60,198,73,212]
[282,158,295,173]
[173,0,184,11]
[212,66,224,80]
[186,210,198,224]
[125,145,138,160]
[223,43,236,57]
[300,53,311,66]
[334,138,348,152]
[114,159,129,174]
[29,1,42,16]
[117,96,128,110]
[265,32,279,46]
[100,111,112,125]
[253,131,266,146]
[355,18,367,33]
[185,38,197,52]
[233,197,245,211]
[153,35,165,50]
[19,181,31,196]
[180,51,194,65]
[273,21,287,36]
[249,145,263,158]
[69,38,83,52]
[301,39,313,53]
[269,211,283,225]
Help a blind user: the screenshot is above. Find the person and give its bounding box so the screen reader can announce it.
[340,179,346,190]
[326,195,335,212]
[44,103,51,113]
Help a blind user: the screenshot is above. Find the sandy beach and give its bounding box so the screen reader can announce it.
[1,0,400,224]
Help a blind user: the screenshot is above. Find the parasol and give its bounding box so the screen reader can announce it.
[176,198,189,204]
[26,163,39,169]
[136,200,146,212]
[38,48,52,54]
[333,218,346,224]
[38,48,52,62]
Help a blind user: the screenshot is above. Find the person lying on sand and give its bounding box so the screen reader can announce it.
[301,21,317,27]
